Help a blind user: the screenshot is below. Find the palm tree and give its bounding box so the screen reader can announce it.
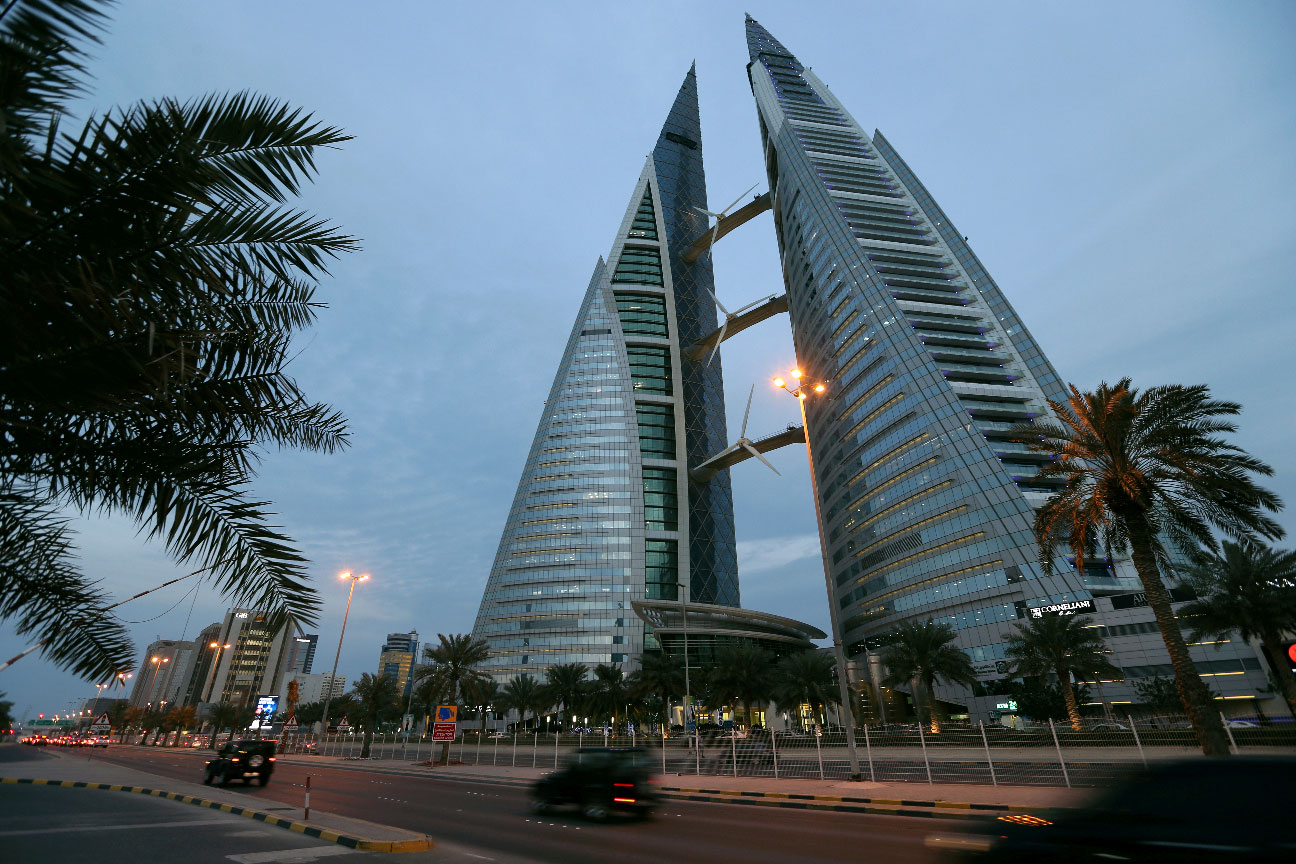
[166,705,197,746]
[587,664,630,731]
[350,673,400,758]
[709,644,776,729]
[1178,541,1296,716]
[409,677,443,734]
[543,663,589,732]
[415,634,490,764]
[1013,379,1283,755]
[773,650,836,727]
[120,706,144,743]
[0,0,357,680]
[629,652,683,734]
[207,701,244,747]
[1004,615,1121,731]
[294,701,324,726]
[463,678,501,735]
[502,674,547,732]
[880,620,976,732]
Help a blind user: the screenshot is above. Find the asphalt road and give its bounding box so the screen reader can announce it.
[82,746,955,863]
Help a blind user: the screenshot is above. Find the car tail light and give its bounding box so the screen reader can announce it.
[613,783,634,788]
[268,757,275,761]
[613,797,636,804]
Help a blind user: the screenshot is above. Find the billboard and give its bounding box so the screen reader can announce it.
[252,695,279,730]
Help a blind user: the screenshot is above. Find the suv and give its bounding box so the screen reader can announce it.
[532,748,658,821]
[203,740,276,787]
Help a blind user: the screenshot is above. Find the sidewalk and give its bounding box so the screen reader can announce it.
[275,751,1096,816]
[3,748,432,852]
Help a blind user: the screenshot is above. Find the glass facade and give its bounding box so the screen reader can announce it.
[741,16,1276,717]
[471,67,738,682]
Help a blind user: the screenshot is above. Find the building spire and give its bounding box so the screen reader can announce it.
[744,14,797,63]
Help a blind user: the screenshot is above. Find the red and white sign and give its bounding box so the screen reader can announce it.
[431,722,457,741]
[90,713,111,733]
[335,715,351,732]
[281,714,299,731]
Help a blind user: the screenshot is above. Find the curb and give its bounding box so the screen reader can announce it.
[0,778,433,853]
[658,786,1056,819]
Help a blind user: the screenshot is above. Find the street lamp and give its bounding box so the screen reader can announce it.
[673,580,700,772]
[775,368,862,781]
[146,656,170,711]
[201,641,234,704]
[319,571,369,739]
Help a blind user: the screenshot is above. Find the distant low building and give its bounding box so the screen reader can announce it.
[279,672,346,707]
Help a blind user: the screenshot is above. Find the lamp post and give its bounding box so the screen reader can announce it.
[202,641,234,704]
[146,656,170,711]
[775,368,863,781]
[673,580,696,765]
[320,571,368,738]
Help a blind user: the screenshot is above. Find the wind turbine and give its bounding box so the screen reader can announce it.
[701,287,777,367]
[713,385,781,476]
[693,182,758,253]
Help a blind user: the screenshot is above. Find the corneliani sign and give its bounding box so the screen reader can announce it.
[1028,599,1095,618]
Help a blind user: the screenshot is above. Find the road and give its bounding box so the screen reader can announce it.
[83,746,955,863]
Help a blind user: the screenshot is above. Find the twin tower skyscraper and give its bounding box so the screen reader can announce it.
[471,17,1267,718]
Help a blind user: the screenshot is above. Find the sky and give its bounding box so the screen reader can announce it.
[4,0,1294,723]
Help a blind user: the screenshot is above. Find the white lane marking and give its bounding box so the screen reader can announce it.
[0,818,235,837]
[226,847,356,863]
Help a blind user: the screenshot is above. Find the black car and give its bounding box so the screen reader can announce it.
[203,739,276,787]
[925,757,1296,863]
[532,748,658,821]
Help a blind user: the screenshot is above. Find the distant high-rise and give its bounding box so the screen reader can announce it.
[470,67,743,681]
[743,15,1275,717]
[288,633,318,675]
[202,608,299,707]
[377,630,419,697]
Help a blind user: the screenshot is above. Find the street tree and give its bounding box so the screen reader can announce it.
[166,705,197,746]
[415,634,489,765]
[1011,379,1283,755]
[629,652,683,734]
[502,674,548,733]
[1178,541,1296,717]
[709,644,775,729]
[773,650,836,727]
[1004,615,1120,731]
[543,663,589,731]
[880,620,976,733]
[464,677,501,735]
[587,664,630,731]
[0,0,356,680]
[350,673,400,758]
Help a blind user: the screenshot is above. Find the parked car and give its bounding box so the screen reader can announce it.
[531,748,658,821]
[203,739,276,787]
[925,757,1295,862]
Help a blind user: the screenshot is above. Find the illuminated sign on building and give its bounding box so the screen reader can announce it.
[1028,599,1095,618]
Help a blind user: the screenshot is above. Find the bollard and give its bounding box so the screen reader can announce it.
[979,721,997,787]
[1048,719,1071,788]
[304,775,311,821]
[814,728,824,780]
[1128,715,1146,767]
[1221,712,1238,755]
[864,724,876,783]
[918,722,933,784]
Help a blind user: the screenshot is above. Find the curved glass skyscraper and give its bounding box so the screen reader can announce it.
[743,15,1272,718]
[471,68,739,681]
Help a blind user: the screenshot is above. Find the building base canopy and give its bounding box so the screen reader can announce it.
[631,599,825,652]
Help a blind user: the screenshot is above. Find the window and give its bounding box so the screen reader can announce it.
[613,246,664,286]
[627,189,659,240]
[627,345,672,394]
[635,403,676,459]
[615,291,669,338]
[644,539,679,599]
[642,467,678,531]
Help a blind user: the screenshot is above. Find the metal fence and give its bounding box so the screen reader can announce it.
[274,714,1296,788]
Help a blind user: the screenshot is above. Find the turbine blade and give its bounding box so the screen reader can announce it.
[722,183,759,216]
[705,284,729,316]
[693,206,721,220]
[742,441,781,476]
[706,320,728,367]
[741,384,754,438]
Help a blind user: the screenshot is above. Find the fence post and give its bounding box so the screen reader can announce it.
[662,725,667,774]
[532,731,538,768]
[1128,715,1146,767]
[1048,719,1071,788]
[512,731,517,767]
[415,734,422,762]
[979,721,997,787]
[493,733,499,766]
[814,729,825,780]
[475,731,482,765]
[864,723,875,783]
[732,730,738,778]
[771,730,780,779]
[604,726,608,748]
[578,731,583,764]
[553,731,558,768]
[918,722,933,784]
[1221,712,1238,755]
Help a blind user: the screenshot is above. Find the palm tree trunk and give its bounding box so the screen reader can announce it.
[1059,668,1083,731]
[361,727,373,758]
[1258,636,1296,718]
[1125,512,1230,755]
[923,676,941,733]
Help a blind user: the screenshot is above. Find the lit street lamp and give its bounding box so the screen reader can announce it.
[775,368,862,781]
[146,656,170,711]
[201,641,234,704]
[319,571,369,738]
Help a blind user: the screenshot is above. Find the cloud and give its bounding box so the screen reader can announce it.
[737,534,822,575]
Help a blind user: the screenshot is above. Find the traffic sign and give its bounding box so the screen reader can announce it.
[89,712,111,733]
[432,722,457,741]
[336,714,351,732]
[282,714,299,731]
[435,705,458,723]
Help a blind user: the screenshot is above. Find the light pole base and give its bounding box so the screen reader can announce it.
[848,773,862,782]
